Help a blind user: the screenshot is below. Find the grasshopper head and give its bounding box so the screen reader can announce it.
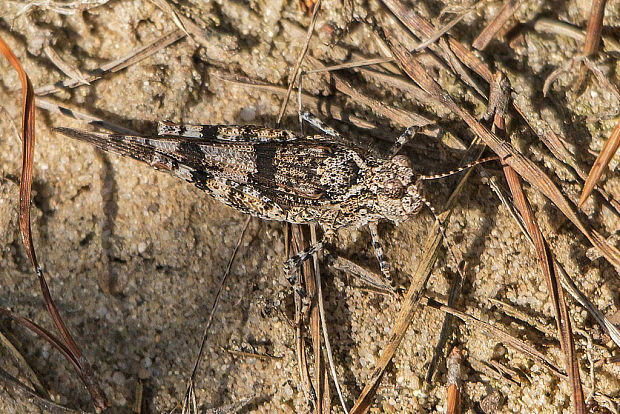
[375,155,423,223]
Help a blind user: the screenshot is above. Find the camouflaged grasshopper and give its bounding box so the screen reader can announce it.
[56,112,494,288]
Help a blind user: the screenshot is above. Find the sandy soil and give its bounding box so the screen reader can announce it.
[0,0,618,412]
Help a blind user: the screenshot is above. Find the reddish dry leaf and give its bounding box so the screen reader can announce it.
[0,34,107,411]
[578,121,620,208]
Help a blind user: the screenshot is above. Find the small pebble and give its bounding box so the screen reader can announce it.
[240,106,256,122]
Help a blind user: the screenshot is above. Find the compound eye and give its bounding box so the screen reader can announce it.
[392,155,412,169]
[384,179,405,199]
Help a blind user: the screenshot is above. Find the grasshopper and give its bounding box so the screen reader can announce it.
[56,112,495,287]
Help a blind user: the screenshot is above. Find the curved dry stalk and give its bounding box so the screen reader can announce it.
[0,34,106,411]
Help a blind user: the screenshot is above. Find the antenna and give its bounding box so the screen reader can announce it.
[418,156,499,180]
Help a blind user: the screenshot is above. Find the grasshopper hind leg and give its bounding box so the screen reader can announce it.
[298,111,343,139]
[368,222,396,290]
[283,238,325,287]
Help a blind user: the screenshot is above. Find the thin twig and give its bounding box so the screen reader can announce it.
[35,29,186,96]
[181,217,252,412]
[473,0,524,50]
[311,225,348,414]
[275,0,321,126]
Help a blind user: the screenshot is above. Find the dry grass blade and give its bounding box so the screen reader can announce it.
[442,129,620,348]
[0,367,85,414]
[290,224,320,412]
[533,18,620,53]
[303,57,394,74]
[425,269,462,383]
[503,166,586,413]
[306,55,433,128]
[422,298,567,379]
[37,98,140,135]
[0,330,49,398]
[0,307,92,402]
[275,0,321,125]
[472,0,523,50]
[0,34,106,411]
[35,29,185,96]
[397,6,620,215]
[290,224,333,412]
[43,44,90,86]
[310,224,341,413]
[380,26,620,270]
[328,256,394,294]
[181,216,251,412]
[380,0,489,96]
[511,96,620,216]
[579,120,620,208]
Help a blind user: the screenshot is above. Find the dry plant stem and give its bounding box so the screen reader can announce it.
[583,0,607,56]
[0,35,106,411]
[472,0,523,50]
[576,0,608,88]
[290,224,320,412]
[380,26,620,270]
[275,0,321,125]
[349,140,485,413]
[579,120,620,208]
[305,55,433,128]
[35,29,185,96]
[533,18,620,53]
[0,330,49,397]
[582,58,620,102]
[502,166,586,413]
[0,367,85,414]
[311,224,345,413]
[181,216,251,411]
[423,298,567,379]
